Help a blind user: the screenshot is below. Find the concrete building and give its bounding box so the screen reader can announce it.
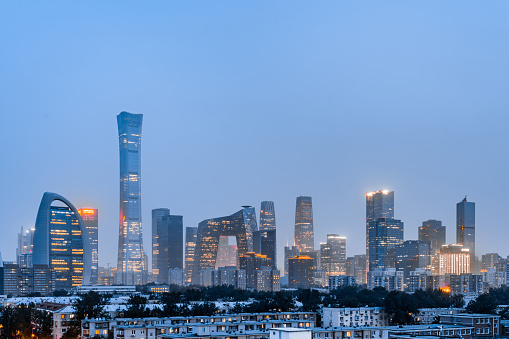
[367,268,403,291]
[322,307,388,327]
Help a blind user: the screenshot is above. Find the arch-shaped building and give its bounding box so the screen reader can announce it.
[191,207,257,284]
[33,192,92,288]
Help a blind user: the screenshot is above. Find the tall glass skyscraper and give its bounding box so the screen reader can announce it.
[457,197,475,258]
[320,234,346,276]
[294,196,314,252]
[78,208,99,285]
[152,208,184,284]
[367,217,404,270]
[33,192,92,289]
[117,111,146,285]
[260,201,276,231]
[366,190,394,271]
[395,240,431,284]
[418,219,446,255]
[185,227,198,284]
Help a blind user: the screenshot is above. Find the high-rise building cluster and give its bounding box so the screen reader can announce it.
[2,111,505,296]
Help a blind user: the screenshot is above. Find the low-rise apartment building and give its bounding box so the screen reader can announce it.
[322,307,388,327]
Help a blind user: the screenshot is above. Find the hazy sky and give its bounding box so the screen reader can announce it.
[1,1,509,270]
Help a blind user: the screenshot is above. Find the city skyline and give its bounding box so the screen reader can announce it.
[2,2,509,271]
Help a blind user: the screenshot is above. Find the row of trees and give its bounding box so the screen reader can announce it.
[0,303,53,339]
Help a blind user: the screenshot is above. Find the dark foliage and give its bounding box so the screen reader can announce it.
[466,293,498,314]
[0,303,52,339]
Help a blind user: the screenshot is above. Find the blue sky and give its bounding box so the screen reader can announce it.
[1,1,509,269]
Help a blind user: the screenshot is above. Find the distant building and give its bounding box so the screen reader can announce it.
[2,262,53,296]
[294,196,314,253]
[33,192,92,289]
[191,207,257,284]
[284,245,300,276]
[367,218,404,270]
[419,219,445,274]
[366,190,394,271]
[482,269,505,288]
[78,208,99,285]
[253,229,276,268]
[288,256,314,288]
[346,254,366,285]
[367,268,403,291]
[185,227,198,284]
[457,197,475,262]
[117,111,147,285]
[320,234,346,277]
[439,244,470,275]
[168,267,184,286]
[260,201,276,231]
[152,208,183,284]
[328,275,357,291]
[407,269,438,292]
[256,266,280,292]
[481,253,505,271]
[322,307,388,327]
[17,226,35,268]
[395,240,431,284]
[447,274,483,294]
[239,252,271,289]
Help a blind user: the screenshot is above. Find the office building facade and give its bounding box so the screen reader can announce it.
[185,227,198,284]
[395,240,431,284]
[346,254,367,285]
[78,208,99,285]
[367,217,404,270]
[294,196,314,252]
[17,226,35,268]
[117,111,146,285]
[259,201,276,231]
[253,229,276,268]
[456,197,475,259]
[366,190,394,271]
[152,209,183,284]
[288,256,314,288]
[191,207,257,284]
[320,234,346,276]
[439,244,470,275]
[33,192,92,289]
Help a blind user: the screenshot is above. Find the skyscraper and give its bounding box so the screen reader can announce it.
[152,208,184,284]
[184,227,198,284]
[152,208,170,278]
[117,111,146,285]
[419,220,446,255]
[294,196,314,252]
[367,217,404,270]
[78,208,99,285]
[366,190,395,271]
[259,201,276,231]
[320,235,346,276]
[457,197,475,259]
[395,240,431,284]
[253,229,276,268]
[33,192,92,289]
[419,219,445,274]
[17,226,35,268]
[191,206,257,284]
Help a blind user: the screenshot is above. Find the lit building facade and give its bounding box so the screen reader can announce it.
[253,229,276,268]
[152,208,183,284]
[367,268,404,291]
[367,217,404,270]
[294,196,314,253]
[17,226,35,268]
[239,252,271,289]
[259,201,276,231]
[78,208,99,285]
[456,197,475,260]
[439,244,470,275]
[366,190,394,271]
[284,245,299,276]
[185,227,198,284]
[419,219,445,274]
[33,192,92,289]
[288,256,314,288]
[117,111,146,285]
[320,234,346,276]
[191,207,257,284]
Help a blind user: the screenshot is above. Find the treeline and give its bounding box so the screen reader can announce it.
[0,303,53,339]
